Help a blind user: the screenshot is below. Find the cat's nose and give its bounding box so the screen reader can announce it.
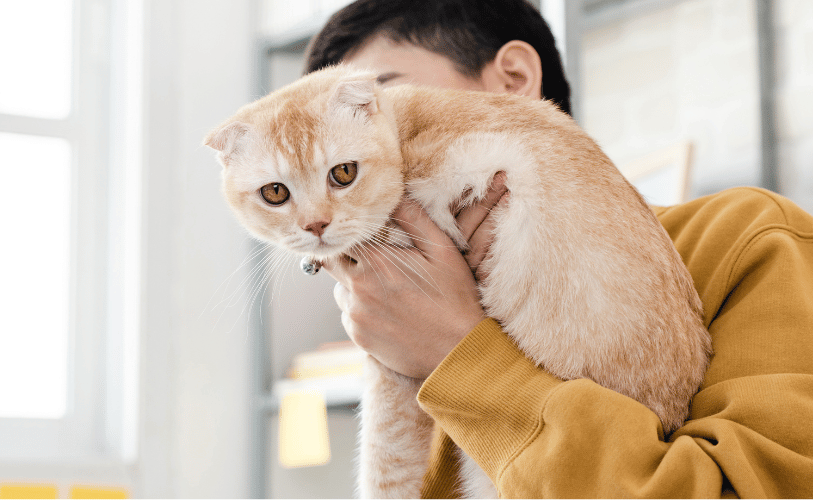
[303,219,331,237]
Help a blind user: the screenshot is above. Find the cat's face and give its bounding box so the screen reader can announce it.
[205,68,404,259]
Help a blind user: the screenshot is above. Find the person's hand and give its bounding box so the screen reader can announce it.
[325,199,484,379]
[324,173,509,379]
[457,172,509,281]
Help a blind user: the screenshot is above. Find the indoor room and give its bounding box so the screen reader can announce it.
[1,0,811,498]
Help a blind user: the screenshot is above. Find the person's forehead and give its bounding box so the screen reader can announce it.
[345,36,447,71]
[343,35,482,90]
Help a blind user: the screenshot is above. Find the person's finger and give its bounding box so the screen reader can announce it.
[457,171,508,241]
[342,244,394,279]
[339,311,354,340]
[465,191,509,279]
[322,253,357,286]
[391,198,455,257]
[333,281,349,312]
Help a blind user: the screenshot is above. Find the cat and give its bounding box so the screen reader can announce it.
[204,64,712,498]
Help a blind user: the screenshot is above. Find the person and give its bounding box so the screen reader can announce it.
[306,0,813,496]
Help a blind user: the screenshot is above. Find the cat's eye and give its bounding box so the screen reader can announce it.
[329,162,358,187]
[260,183,290,205]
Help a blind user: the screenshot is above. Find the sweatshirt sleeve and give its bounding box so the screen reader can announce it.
[417,188,813,498]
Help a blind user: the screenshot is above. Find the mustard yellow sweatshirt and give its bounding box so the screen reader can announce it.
[417,187,813,498]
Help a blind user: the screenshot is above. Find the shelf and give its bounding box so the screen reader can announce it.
[258,373,364,413]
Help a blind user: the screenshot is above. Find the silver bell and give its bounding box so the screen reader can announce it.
[300,257,321,275]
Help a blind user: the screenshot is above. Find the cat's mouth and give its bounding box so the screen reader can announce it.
[298,237,354,259]
[315,239,333,251]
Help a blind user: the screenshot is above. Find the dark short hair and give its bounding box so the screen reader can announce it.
[305,0,572,115]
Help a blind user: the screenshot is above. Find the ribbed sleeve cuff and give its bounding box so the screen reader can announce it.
[417,318,564,481]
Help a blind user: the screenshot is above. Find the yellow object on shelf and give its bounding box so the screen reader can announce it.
[0,484,58,499]
[70,486,128,499]
[288,363,363,380]
[287,341,365,380]
[278,390,331,468]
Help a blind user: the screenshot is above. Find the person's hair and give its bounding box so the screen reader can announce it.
[305,0,571,115]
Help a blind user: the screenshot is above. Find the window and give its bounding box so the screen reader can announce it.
[0,0,73,422]
[0,134,71,420]
[0,0,140,462]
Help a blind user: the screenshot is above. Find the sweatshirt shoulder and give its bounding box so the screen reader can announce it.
[655,187,813,242]
[651,187,813,309]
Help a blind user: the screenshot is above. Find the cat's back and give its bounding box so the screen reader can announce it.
[384,84,581,146]
[384,85,618,186]
[385,84,654,240]
[385,83,710,434]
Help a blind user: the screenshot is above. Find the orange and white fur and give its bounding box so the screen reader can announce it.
[205,65,711,498]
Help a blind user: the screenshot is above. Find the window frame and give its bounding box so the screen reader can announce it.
[0,0,140,464]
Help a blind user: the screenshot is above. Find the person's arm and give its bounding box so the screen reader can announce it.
[418,188,813,497]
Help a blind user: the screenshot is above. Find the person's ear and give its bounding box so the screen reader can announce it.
[480,40,543,99]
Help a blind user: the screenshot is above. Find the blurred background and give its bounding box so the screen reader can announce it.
[0,0,810,498]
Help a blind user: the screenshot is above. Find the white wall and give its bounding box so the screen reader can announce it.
[775,0,813,212]
[583,0,761,197]
[582,0,813,213]
[138,0,256,496]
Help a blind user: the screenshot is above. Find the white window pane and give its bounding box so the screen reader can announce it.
[0,133,70,419]
[0,0,73,119]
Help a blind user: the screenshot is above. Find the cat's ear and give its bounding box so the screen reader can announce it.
[203,121,252,167]
[330,75,379,117]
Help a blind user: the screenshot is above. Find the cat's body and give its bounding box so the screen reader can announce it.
[205,65,711,498]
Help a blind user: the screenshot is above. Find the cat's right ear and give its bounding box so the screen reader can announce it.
[203,121,251,167]
[330,75,379,118]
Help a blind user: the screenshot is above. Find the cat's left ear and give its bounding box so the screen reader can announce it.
[330,75,379,117]
[203,121,252,167]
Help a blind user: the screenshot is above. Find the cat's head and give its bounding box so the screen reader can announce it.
[204,66,404,259]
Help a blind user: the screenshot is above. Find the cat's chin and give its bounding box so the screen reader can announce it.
[293,241,355,261]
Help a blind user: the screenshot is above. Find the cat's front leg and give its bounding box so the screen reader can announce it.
[359,355,434,499]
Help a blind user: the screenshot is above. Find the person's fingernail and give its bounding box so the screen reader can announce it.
[493,171,507,189]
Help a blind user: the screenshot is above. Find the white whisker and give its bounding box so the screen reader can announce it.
[353,218,458,250]
[224,246,280,334]
[351,243,388,294]
[200,240,271,318]
[226,246,279,309]
[361,239,444,307]
[374,237,446,296]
